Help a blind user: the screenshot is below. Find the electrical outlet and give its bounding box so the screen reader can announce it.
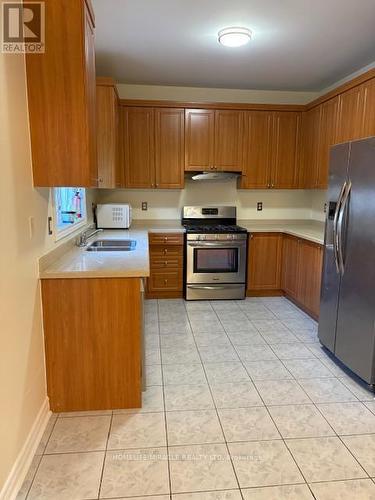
[257,202,263,211]
[324,202,328,213]
[141,201,148,211]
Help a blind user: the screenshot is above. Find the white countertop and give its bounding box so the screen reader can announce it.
[39,219,325,279]
[39,229,150,279]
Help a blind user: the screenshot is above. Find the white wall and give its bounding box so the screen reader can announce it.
[96,179,316,220]
[0,52,94,492]
[117,83,318,105]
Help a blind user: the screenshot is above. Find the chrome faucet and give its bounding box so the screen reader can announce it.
[76,228,103,247]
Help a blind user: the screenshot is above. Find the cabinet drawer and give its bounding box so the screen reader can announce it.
[150,246,184,258]
[149,233,184,246]
[148,270,183,292]
[150,255,183,269]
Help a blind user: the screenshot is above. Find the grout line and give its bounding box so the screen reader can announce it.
[97,411,114,499]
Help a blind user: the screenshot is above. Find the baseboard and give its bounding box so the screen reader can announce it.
[0,398,51,500]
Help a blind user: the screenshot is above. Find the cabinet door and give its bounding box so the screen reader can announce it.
[299,106,321,188]
[247,233,282,291]
[336,86,365,143]
[281,235,300,299]
[271,112,300,189]
[214,110,244,171]
[123,107,154,188]
[316,97,339,189]
[155,108,185,188]
[84,4,98,187]
[241,111,272,189]
[96,80,119,188]
[297,240,323,318]
[361,79,375,138]
[185,109,215,171]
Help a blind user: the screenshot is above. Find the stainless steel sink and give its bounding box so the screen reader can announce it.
[86,239,137,252]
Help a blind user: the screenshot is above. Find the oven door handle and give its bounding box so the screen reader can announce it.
[187,285,233,290]
[187,241,245,247]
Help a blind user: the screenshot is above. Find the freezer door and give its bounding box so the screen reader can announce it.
[334,137,375,384]
[318,142,350,352]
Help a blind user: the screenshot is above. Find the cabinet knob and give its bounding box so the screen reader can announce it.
[165,261,168,265]
[164,249,168,254]
[271,183,274,188]
[164,279,168,285]
[164,237,168,242]
[155,183,159,188]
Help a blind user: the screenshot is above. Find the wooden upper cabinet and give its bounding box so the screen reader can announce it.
[316,96,339,189]
[247,233,282,291]
[155,108,185,188]
[185,109,215,171]
[281,235,300,299]
[362,79,375,138]
[26,0,97,187]
[123,107,154,188]
[299,106,321,188]
[271,112,300,189]
[214,110,244,171]
[240,111,272,189]
[96,78,121,189]
[336,86,365,143]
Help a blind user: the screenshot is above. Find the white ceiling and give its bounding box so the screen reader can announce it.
[92,0,375,91]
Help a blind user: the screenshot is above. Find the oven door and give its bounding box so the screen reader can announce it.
[186,239,247,284]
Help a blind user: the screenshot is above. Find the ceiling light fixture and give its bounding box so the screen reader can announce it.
[218,27,252,47]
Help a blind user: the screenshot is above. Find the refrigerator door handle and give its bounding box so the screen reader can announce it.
[333,181,347,274]
[337,180,352,275]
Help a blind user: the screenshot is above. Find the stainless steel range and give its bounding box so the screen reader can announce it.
[182,206,248,300]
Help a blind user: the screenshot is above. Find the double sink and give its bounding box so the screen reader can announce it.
[86,239,137,252]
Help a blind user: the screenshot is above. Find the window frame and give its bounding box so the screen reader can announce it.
[52,187,88,241]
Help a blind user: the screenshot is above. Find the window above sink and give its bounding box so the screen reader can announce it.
[53,187,87,240]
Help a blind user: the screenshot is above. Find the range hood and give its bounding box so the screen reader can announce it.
[189,171,241,181]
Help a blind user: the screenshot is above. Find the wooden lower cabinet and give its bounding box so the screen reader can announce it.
[248,232,324,319]
[41,277,142,412]
[247,233,283,294]
[147,233,184,298]
[281,235,323,319]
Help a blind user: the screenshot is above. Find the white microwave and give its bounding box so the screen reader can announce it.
[96,204,132,229]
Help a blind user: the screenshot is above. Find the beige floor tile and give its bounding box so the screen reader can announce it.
[260,331,300,344]
[35,414,58,455]
[173,491,242,499]
[286,436,366,482]
[163,363,207,386]
[210,381,263,409]
[45,416,111,454]
[160,334,195,349]
[146,364,163,386]
[146,348,162,365]
[190,319,225,334]
[227,331,266,346]
[341,434,375,476]
[100,448,169,498]
[283,359,333,379]
[199,344,239,363]
[243,360,293,381]
[252,320,290,333]
[221,319,258,333]
[310,478,375,500]
[241,484,314,499]
[125,497,170,500]
[235,345,278,362]
[169,443,237,493]
[271,343,316,360]
[166,409,224,446]
[317,402,375,435]
[218,407,280,442]
[165,384,214,411]
[268,404,334,439]
[339,375,375,402]
[114,386,164,414]
[254,380,311,406]
[28,452,104,500]
[58,410,112,417]
[298,378,358,403]
[193,331,232,347]
[161,346,201,365]
[204,362,250,384]
[16,455,42,500]
[229,440,304,488]
[365,401,375,414]
[159,320,191,335]
[108,413,166,449]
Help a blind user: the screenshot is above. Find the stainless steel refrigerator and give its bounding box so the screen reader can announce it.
[319,137,375,386]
